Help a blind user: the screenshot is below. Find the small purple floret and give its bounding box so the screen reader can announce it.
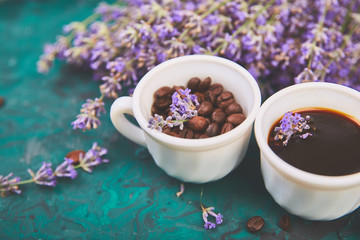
[202,206,224,230]
[0,173,21,196]
[55,158,78,179]
[28,162,57,187]
[274,111,312,146]
[72,98,105,130]
[148,88,199,132]
[79,142,109,173]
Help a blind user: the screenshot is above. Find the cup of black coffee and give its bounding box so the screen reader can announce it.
[254,82,360,220]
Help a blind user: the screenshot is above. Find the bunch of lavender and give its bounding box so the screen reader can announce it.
[274,112,312,146]
[0,142,108,197]
[148,88,199,131]
[37,0,360,131]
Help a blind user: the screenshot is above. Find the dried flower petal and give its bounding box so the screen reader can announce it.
[176,183,185,197]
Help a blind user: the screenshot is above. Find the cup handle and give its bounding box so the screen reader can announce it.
[110,96,146,147]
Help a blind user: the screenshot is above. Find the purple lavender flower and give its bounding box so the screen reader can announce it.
[274,112,312,146]
[79,142,108,173]
[95,2,124,22]
[149,88,199,131]
[206,207,224,225]
[148,114,173,131]
[37,36,68,73]
[54,158,78,179]
[72,98,105,130]
[204,221,216,230]
[164,37,188,58]
[170,88,199,116]
[0,173,21,196]
[100,74,122,98]
[90,37,115,70]
[202,206,223,230]
[28,162,57,187]
[294,68,319,84]
[202,210,216,229]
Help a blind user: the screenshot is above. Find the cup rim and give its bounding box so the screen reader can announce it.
[254,82,360,189]
[132,55,262,150]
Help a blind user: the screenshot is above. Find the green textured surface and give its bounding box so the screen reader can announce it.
[0,1,359,239]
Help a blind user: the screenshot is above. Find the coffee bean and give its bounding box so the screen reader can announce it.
[197,77,212,92]
[151,104,162,115]
[194,92,205,103]
[179,128,194,139]
[198,134,209,139]
[162,126,172,134]
[187,116,209,132]
[155,98,172,109]
[197,101,213,116]
[205,90,217,105]
[279,214,290,231]
[217,91,233,102]
[221,122,234,134]
[225,102,243,115]
[166,131,179,137]
[205,117,212,125]
[205,123,220,137]
[217,91,235,108]
[173,86,185,95]
[246,216,265,233]
[171,126,180,134]
[155,86,172,98]
[211,108,226,126]
[187,77,201,92]
[66,150,86,165]
[194,132,201,139]
[0,97,4,108]
[226,113,246,126]
[209,83,224,96]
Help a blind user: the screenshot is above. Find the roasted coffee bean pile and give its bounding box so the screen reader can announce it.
[151,77,246,139]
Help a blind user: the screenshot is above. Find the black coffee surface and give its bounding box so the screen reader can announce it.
[268,108,360,176]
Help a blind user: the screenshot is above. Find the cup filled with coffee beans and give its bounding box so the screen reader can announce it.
[254,82,360,220]
[110,55,261,183]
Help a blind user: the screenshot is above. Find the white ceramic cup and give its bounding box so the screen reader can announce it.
[254,82,360,220]
[110,55,261,183]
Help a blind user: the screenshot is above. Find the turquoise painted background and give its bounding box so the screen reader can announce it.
[0,0,359,239]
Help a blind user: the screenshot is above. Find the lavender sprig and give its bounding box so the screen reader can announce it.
[274,112,312,146]
[0,143,108,197]
[148,88,199,131]
[200,187,224,230]
[72,97,105,130]
[202,206,224,229]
